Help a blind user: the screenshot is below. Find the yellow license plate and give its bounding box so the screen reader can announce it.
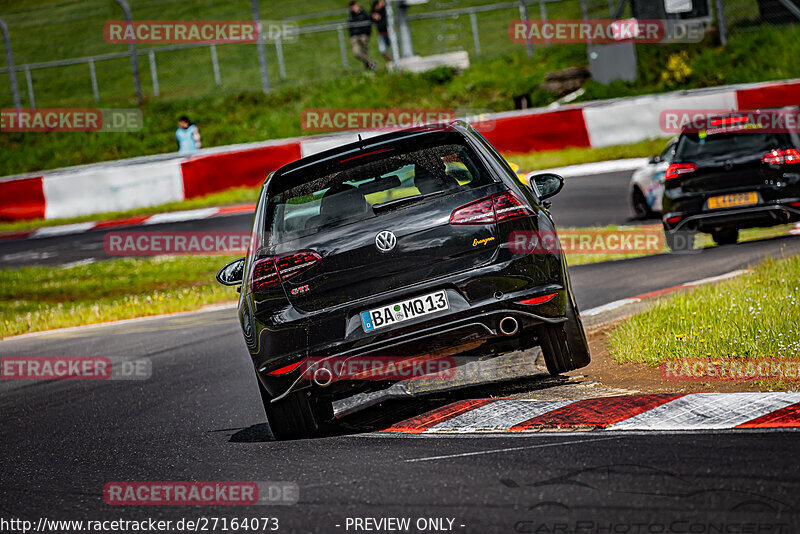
[707,192,758,209]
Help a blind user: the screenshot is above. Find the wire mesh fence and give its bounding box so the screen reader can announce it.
[0,0,797,109]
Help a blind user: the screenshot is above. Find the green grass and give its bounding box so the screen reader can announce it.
[1,2,799,177]
[607,255,800,368]
[509,138,672,171]
[0,255,239,338]
[562,224,798,266]
[1,222,796,338]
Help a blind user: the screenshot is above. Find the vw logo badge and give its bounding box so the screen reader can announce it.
[375,230,397,253]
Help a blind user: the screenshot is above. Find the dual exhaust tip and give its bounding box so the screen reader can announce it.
[310,316,520,387]
[499,316,519,336]
[312,367,333,388]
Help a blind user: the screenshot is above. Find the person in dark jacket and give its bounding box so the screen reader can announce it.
[347,0,376,71]
[371,0,393,69]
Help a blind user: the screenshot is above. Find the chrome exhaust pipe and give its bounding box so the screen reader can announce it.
[499,316,519,336]
[312,367,333,388]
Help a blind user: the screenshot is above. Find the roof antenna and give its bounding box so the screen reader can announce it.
[357,133,364,150]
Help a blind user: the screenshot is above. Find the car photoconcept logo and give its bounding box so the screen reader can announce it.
[375,230,397,253]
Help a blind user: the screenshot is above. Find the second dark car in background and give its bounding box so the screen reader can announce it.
[662,109,800,250]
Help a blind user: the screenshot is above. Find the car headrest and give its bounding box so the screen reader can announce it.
[319,183,370,223]
[414,163,460,195]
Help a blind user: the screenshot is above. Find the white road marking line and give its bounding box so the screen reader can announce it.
[582,298,641,317]
[524,158,648,180]
[404,436,622,463]
[682,269,749,286]
[608,392,800,431]
[0,302,238,342]
[426,399,576,433]
[143,207,220,225]
[581,268,749,318]
[31,222,96,238]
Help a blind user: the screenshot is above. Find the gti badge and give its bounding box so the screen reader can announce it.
[375,230,397,253]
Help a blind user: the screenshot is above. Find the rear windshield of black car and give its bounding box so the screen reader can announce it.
[265,139,494,243]
[676,130,791,159]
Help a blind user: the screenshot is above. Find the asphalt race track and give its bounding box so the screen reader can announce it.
[2,168,800,531]
[3,306,800,531]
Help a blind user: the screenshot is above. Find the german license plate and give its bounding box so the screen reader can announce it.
[707,192,758,209]
[360,290,449,332]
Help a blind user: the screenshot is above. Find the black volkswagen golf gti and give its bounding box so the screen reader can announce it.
[217,121,589,439]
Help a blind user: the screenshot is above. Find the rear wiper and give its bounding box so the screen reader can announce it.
[372,194,426,213]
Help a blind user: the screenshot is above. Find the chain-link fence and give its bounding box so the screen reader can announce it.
[0,0,796,109]
[722,0,799,31]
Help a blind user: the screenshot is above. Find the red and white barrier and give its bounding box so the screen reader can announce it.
[1,78,798,221]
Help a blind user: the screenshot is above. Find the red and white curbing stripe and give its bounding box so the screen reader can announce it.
[0,203,255,241]
[380,393,800,433]
[580,269,750,318]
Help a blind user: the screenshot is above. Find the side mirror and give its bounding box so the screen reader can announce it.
[216,257,245,286]
[649,155,661,165]
[530,173,564,200]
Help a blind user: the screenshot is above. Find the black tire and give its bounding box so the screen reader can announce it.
[711,228,739,246]
[664,229,696,252]
[631,187,653,219]
[538,298,591,375]
[259,382,334,440]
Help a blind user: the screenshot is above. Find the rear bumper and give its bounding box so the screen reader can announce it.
[256,286,567,399]
[663,200,800,232]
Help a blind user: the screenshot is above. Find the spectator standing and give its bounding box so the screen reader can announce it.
[176,115,201,154]
[347,0,376,71]
[371,0,393,70]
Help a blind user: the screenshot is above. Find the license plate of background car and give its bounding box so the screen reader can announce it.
[360,290,449,332]
[707,192,758,209]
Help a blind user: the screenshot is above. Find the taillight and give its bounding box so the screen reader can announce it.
[267,361,303,375]
[517,292,558,305]
[493,190,534,221]
[250,250,320,293]
[449,197,495,225]
[251,258,280,292]
[275,251,321,280]
[449,191,533,225]
[762,148,800,165]
[665,163,698,181]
